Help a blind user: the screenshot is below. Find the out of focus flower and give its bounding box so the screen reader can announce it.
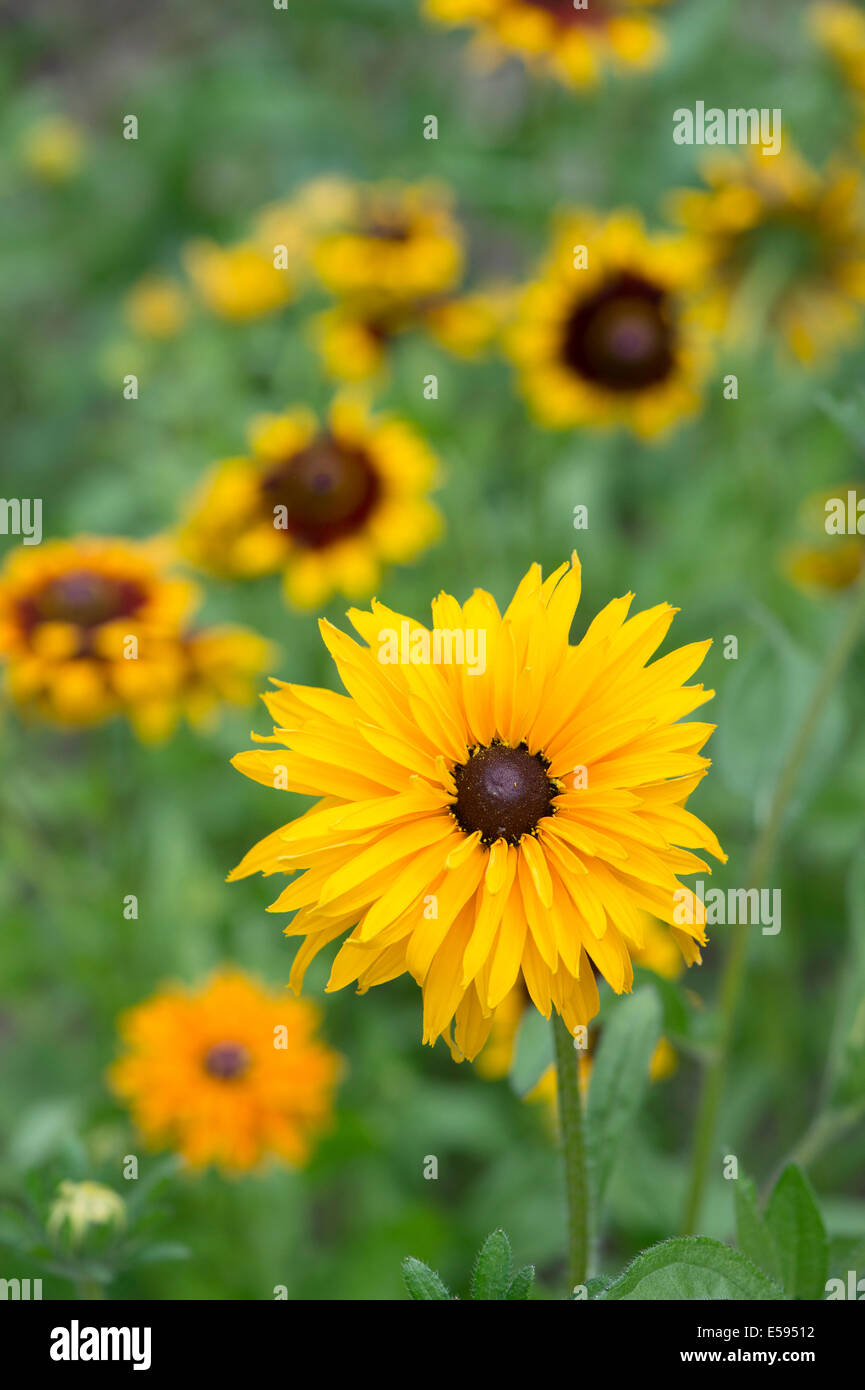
[125,275,189,339]
[110,971,341,1173]
[183,240,294,321]
[312,285,514,381]
[21,115,85,183]
[0,536,271,739]
[507,211,709,438]
[424,0,670,90]
[253,176,358,282]
[47,1181,125,1244]
[668,146,865,364]
[231,554,723,1061]
[311,181,464,301]
[811,2,865,96]
[784,484,865,593]
[179,396,442,607]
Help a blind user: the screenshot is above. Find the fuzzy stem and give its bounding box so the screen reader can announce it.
[553,1012,590,1293]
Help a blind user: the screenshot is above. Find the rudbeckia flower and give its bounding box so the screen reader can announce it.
[0,537,271,738]
[784,483,865,594]
[125,275,188,339]
[668,146,865,364]
[183,239,294,321]
[424,0,670,90]
[110,971,341,1173]
[0,537,194,727]
[311,181,464,301]
[507,211,709,438]
[230,554,724,1062]
[179,397,443,608]
[312,285,513,382]
[21,114,84,183]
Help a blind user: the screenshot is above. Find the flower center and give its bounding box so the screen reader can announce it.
[259,434,381,549]
[204,1041,251,1081]
[560,273,676,392]
[453,742,556,846]
[30,569,146,628]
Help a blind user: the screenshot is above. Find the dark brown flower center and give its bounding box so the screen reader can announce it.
[259,433,381,549]
[560,273,676,392]
[204,1041,251,1081]
[28,569,146,629]
[453,742,556,846]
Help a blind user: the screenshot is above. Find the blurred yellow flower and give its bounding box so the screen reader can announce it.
[507,210,709,438]
[47,1181,125,1244]
[125,275,189,339]
[230,554,723,1061]
[21,115,84,183]
[0,536,270,739]
[668,146,865,364]
[784,483,865,594]
[811,2,865,96]
[179,396,443,607]
[110,971,341,1173]
[254,175,358,280]
[183,239,294,321]
[312,285,513,382]
[312,181,464,300]
[424,0,670,89]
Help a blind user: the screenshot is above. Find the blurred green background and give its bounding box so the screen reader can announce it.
[1,0,865,1299]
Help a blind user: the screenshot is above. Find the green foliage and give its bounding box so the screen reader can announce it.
[765,1166,828,1301]
[586,987,662,1207]
[405,1230,534,1300]
[599,1237,784,1301]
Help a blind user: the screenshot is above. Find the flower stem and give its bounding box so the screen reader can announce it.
[683,579,865,1233]
[552,1012,589,1293]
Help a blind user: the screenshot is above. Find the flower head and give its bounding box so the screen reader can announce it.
[183,239,294,321]
[125,275,188,339]
[179,396,442,607]
[47,1181,125,1244]
[231,554,724,1061]
[311,181,464,301]
[0,536,271,738]
[110,971,341,1173]
[425,0,670,90]
[669,145,865,364]
[507,211,708,437]
[21,115,84,183]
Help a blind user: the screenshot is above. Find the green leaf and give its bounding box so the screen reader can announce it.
[509,1007,554,1098]
[402,1256,451,1301]
[505,1265,535,1300]
[827,848,865,1106]
[471,1229,511,1300]
[734,1174,781,1284]
[765,1166,828,1300]
[602,1237,785,1301]
[586,986,662,1205]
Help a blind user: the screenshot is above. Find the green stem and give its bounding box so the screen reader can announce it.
[683,578,865,1233]
[553,1013,589,1293]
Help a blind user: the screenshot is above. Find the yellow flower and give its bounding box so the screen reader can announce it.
[0,536,270,738]
[507,210,709,438]
[254,176,358,280]
[125,275,188,339]
[47,1181,125,1244]
[230,553,724,1061]
[668,145,865,364]
[0,537,195,728]
[312,181,464,300]
[179,396,443,608]
[811,2,865,97]
[784,483,865,593]
[183,240,294,321]
[424,0,670,90]
[21,115,84,183]
[110,971,341,1173]
[312,286,512,382]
